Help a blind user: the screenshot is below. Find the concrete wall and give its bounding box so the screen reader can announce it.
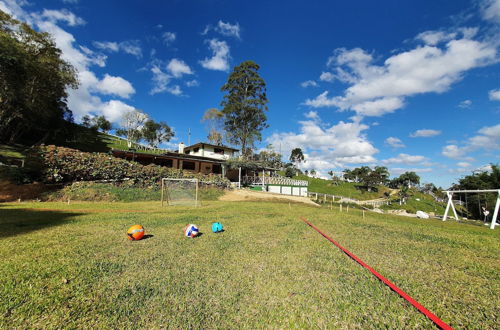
[268,185,308,197]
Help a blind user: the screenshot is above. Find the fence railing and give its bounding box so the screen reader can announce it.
[242,176,308,187]
[307,191,389,207]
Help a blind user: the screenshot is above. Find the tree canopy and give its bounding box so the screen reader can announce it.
[220,60,269,158]
[0,11,78,144]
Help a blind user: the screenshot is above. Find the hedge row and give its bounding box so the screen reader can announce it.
[39,145,230,187]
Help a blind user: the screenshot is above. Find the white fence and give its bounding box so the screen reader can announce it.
[242,176,308,187]
[308,191,389,207]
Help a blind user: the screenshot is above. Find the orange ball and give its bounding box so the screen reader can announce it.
[127,224,145,241]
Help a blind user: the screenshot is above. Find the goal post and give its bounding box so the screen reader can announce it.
[161,178,199,207]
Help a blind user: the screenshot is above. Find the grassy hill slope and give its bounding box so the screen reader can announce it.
[293,175,392,201]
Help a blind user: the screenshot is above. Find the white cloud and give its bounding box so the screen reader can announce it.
[200,39,230,71]
[458,99,472,108]
[489,88,500,100]
[410,129,442,137]
[267,114,378,171]
[186,79,199,87]
[203,21,241,39]
[442,124,500,159]
[162,31,176,45]
[416,31,456,46]
[305,31,498,118]
[118,40,142,58]
[1,1,139,123]
[101,100,135,122]
[457,161,472,167]
[301,80,318,88]
[167,58,193,78]
[217,21,240,38]
[382,153,427,165]
[39,9,85,26]
[319,72,335,82]
[148,58,194,95]
[93,41,119,52]
[95,74,135,98]
[442,145,466,159]
[304,111,319,120]
[385,137,405,148]
[481,0,500,23]
[94,40,142,58]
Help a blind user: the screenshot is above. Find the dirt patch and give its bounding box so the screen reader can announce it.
[219,189,319,206]
[0,180,59,202]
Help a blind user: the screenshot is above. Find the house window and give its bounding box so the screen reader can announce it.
[214,148,224,155]
[155,158,173,167]
[193,147,199,153]
[212,164,222,174]
[182,161,196,171]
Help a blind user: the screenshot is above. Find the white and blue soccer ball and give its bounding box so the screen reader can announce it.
[184,224,199,238]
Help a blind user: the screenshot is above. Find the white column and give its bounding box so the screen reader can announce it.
[490,191,500,230]
[238,167,241,189]
[443,192,452,221]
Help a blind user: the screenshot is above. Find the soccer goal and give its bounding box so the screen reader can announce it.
[161,178,199,206]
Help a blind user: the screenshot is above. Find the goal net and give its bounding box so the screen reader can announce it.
[161,178,199,206]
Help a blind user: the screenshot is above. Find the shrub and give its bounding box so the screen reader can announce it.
[38,145,230,188]
[45,181,226,202]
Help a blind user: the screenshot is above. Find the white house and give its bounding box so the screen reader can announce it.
[182,142,239,160]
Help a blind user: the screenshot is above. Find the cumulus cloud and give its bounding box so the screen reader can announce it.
[457,161,472,167]
[203,20,241,39]
[319,72,335,82]
[442,124,500,159]
[93,40,142,58]
[167,58,193,78]
[301,80,318,88]
[186,79,199,87]
[305,30,498,118]
[267,114,378,175]
[2,2,138,123]
[39,8,86,26]
[489,88,500,100]
[481,0,500,23]
[442,145,467,159]
[148,58,194,95]
[200,39,230,71]
[101,100,135,122]
[162,31,176,45]
[382,153,427,165]
[217,21,240,38]
[385,137,405,148]
[95,74,135,98]
[410,129,442,137]
[458,99,473,108]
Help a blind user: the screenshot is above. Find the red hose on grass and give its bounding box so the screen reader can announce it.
[300,217,452,330]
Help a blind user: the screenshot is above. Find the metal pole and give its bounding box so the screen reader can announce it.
[490,191,500,229]
[161,179,164,207]
[442,192,452,221]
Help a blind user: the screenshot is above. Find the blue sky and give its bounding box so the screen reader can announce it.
[2,0,500,187]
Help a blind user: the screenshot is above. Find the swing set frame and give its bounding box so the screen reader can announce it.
[442,189,500,229]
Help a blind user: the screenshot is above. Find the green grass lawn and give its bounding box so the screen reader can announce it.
[293,174,392,201]
[1,201,498,328]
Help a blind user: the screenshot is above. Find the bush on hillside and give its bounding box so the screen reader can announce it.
[44,181,225,202]
[38,145,230,188]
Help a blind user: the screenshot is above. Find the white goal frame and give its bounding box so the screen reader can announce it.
[442,189,500,229]
[161,178,199,207]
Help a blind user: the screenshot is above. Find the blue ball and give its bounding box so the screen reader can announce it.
[211,222,223,233]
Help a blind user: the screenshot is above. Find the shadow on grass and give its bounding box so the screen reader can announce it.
[0,206,84,238]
